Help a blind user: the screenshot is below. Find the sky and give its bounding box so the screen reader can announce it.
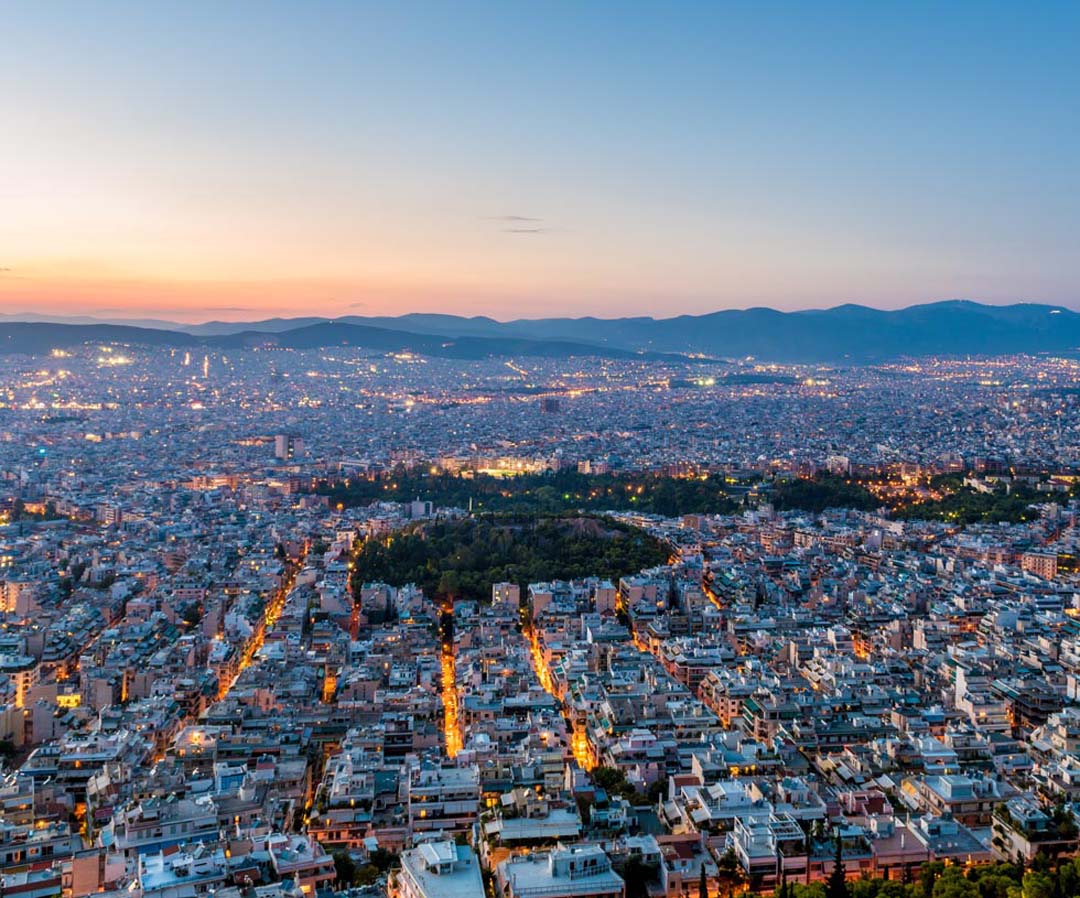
[1,1,1078,323]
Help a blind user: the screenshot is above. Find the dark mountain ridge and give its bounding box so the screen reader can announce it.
[0,320,685,362]
[2,300,1078,362]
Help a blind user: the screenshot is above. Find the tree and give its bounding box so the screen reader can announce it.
[332,850,356,887]
[592,766,638,801]
[1057,861,1080,898]
[622,856,651,898]
[368,848,396,872]
[825,837,848,898]
[1021,873,1056,898]
[436,570,462,600]
[878,883,909,898]
[921,863,945,898]
[716,848,743,898]
[576,795,593,825]
[771,475,877,514]
[350,515,669,607]
[1052,800,1078,840]
[354,865,380,887]
[647,777,669,805]
[931,869,979,898]
[976,873,1020,898]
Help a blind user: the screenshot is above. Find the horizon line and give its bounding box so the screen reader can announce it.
[1,297,1078,330]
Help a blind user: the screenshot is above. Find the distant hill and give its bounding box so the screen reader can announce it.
[431,300,1080,361]
[183,316,330,336]
[2,300,1078,362]
[0,319,683,362]
[0,322,194,354]
[206,321,675,360]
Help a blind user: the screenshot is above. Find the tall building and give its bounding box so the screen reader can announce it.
[0,579,38,616]
[274,433,304,461]
[409,499,434,519]
[0,654,39,708]
[1021,551,1058,580]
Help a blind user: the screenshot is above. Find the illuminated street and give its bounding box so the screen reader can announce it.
[441,637,462,758]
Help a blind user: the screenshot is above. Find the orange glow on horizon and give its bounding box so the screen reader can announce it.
[0,259,917,324]
[0,267,528,323]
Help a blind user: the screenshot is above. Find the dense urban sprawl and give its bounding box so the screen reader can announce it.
[2,345,1080,898]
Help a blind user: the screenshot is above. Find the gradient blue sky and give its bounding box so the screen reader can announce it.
[1,1,1077,321]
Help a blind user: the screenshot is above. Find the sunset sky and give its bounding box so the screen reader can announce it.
[2,2,1078,323]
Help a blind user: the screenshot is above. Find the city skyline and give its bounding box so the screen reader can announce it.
[3,2,1079,321]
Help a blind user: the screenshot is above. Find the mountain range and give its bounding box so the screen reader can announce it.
[1,300,1078,363]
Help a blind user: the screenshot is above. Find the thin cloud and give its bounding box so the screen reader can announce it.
[481,214,560,234]
[484,214,543,223]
